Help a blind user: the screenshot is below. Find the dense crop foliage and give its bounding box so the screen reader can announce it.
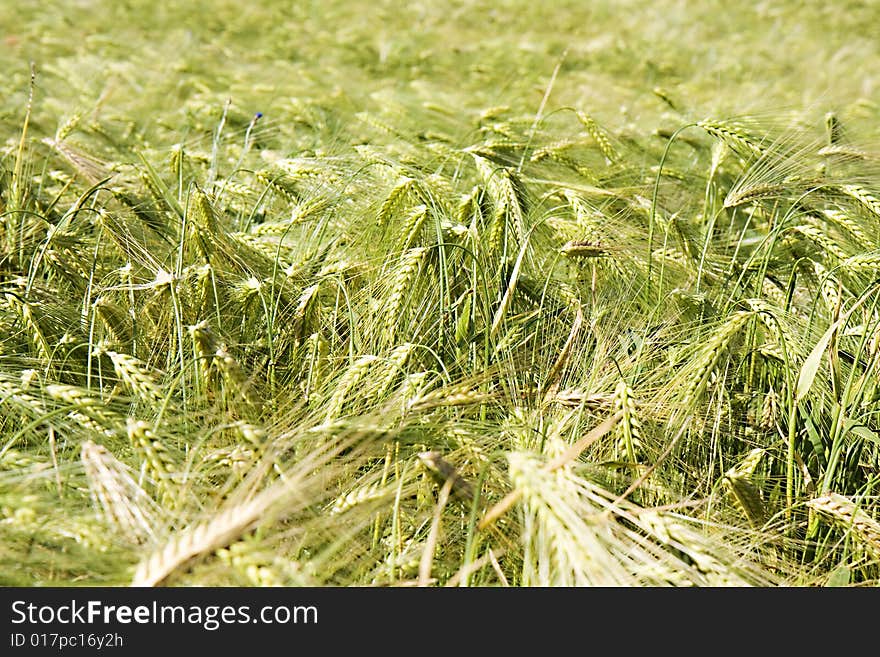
[2,0,880,586]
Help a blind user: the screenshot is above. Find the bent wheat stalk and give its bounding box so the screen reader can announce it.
[131,478,301,586]
[478,410,622,530]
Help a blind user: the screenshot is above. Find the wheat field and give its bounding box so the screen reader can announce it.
[1,0,880,587]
